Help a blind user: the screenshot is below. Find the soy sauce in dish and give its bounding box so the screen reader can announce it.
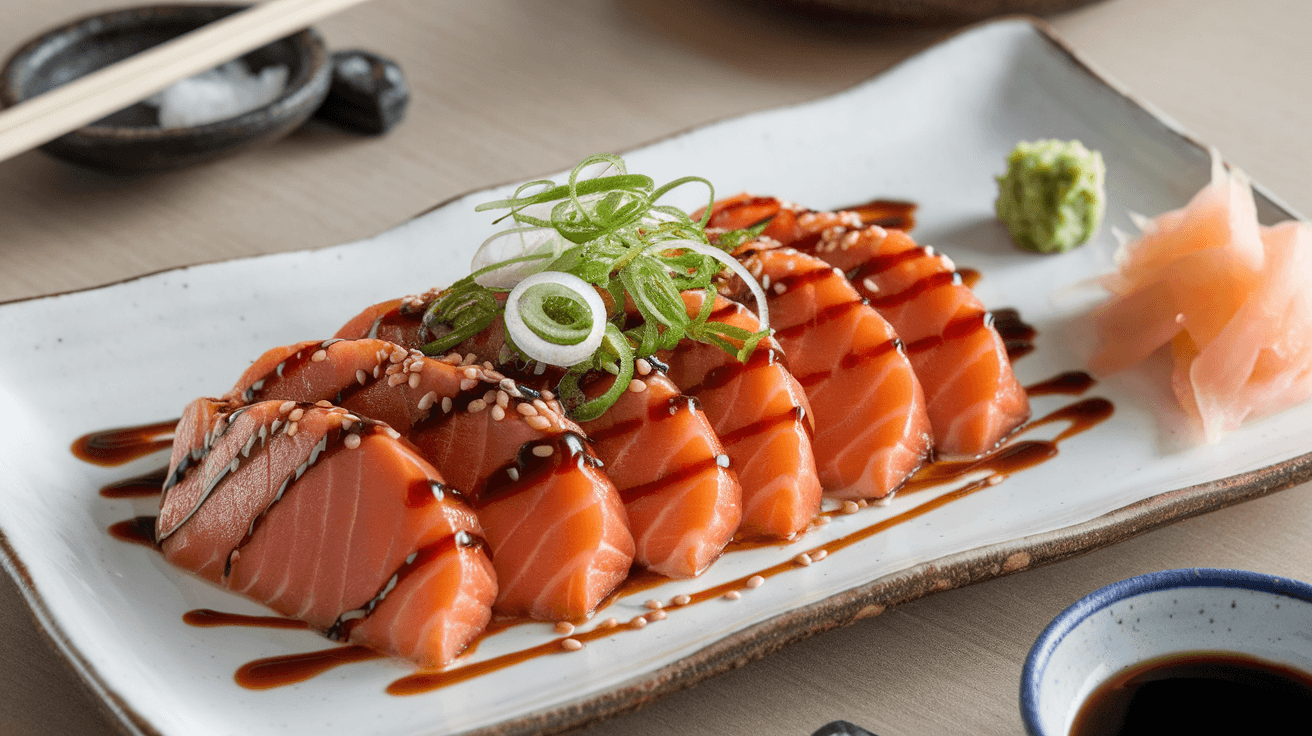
[1070,652,1312,736]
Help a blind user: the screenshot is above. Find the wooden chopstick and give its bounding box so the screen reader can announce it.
[0,0,374,165]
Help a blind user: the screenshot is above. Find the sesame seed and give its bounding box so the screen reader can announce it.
[600,617,619,629]
[813,549,828,561]
[496,391,510,408]
[794,553,812,566]
[372,365,382,379]
[540,390,554,401]
[987,474,1005,486]
[648,609,667,621]
[279,401,296,414]
[441,353,462,365]
[491,405,506,421]
[816,515,831,525]
[441,397,453,413]
[631,616,648,629]
[533,399,550,414]
[507,467,519,481]
[342,418,354,431]
[315,400,333,408]
[773,283,787,294]
[554,622,574,635]
[468,399,487,413]
[644,599,663,610]
[288,408,305,422]
[408,361,423,373]
[385,363,404,376]
[673,594,691,606]
[482,361,494,370]
[517,403,538,417]
[405,373,419,389]
[483,390,496,402]
[356,369,368,385]
[761,274,771,289]
[286,422,299,437]
[561,638,584,651]
[746,575,765,589]
[628,379,647,393]
[387,373,406,387]
[723,590,741,601]
[459,379,478,391]
[862,277,880,293]
[635,359,652,376]
[390,348,406,363]
[842,500,860,515]
[463,353,478,366]
[715,454,730,468]
[418,392,437,411]
[532,444,554,457]
[344,434,361,449]
[463,367,479,380]
[311,350,327,362]
[526,415,551,431]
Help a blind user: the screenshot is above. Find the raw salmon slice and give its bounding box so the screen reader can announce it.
[735,245,932,498]
[709,195,1030,459]
[661,291,822,539]
[578,371,741,578]
[229,338,634,620]
[159,401,496,667]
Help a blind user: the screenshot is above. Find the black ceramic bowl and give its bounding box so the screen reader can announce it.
[0,4,330,173]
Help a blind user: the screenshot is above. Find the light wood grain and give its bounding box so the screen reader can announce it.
[2,1,1311,735]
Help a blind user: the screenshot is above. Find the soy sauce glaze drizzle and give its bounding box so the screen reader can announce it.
[99,466,169,498]
[72,419,177,466]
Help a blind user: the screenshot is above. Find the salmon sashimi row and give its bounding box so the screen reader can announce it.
[705,195,1030,459]
[333,314,746,578]
[661,291,822,538]
[729,244,933,499]
[158,400,497,667]
[221,337,634,621]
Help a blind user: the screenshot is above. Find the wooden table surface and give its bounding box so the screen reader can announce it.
[3,0,1311,734]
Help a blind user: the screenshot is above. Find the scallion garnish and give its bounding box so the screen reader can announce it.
[421,153,772,419]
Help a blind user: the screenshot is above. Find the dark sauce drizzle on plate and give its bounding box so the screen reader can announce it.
[79,286,1111,694]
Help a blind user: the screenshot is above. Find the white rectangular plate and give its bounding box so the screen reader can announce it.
[2,17,1308,736]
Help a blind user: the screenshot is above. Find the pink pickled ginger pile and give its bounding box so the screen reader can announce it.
[1089,152,1312,444]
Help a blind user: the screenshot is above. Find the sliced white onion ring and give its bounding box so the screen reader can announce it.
[654,239,770,329]
[504,272,607,367]
[471,226,566,288]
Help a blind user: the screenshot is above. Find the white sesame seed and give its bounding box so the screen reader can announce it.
[344,434,361,449]
[463,367,479,380]
[506,467,520,481]
[356,369,368,385]
[673,594,691,606]
[342,418,354,431]
[862,277,880,293]
[315,400,332,408]
[288,408,305,422]
[388,373,407,387]
[561,638,584,651]
[532,444,554,457]
[794,553,813,566]
[311,349,327,362]
[418,392,437,411]
[648,609,667,621]
[441,397,453,413]
[279,401,296,414]
[482,361,494,370]
[635,359,652,376]
[468,399,487,413]
[644,599,663,610]
[813,549,828,561]
[987,474,1004,486]
[554,621,574,635]
[286,422,299,437]
[408,361,423,373]
[773,283,787,294]
[441,353,462,365]
[496,391,510,408]
[600,617,619,629]
[459,378,478,391]
[390,348,406,363]
[628,379,647,393]
[483,390,496,402]
[385,363,404,376]
[715,454,730,468]
[842,500,860,515]
[491,405,506,421]
[525,415,551,431]
[540,390,554,401]
[723,590,741,601]
[631,616,648,629]
[815,515,831,525]
[517,403,538,417]
[746,575,765,589]
[408,373,421,389]
[462,353,477,366]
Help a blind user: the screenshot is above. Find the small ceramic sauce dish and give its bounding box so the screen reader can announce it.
[1021,568,1312,736]
[0,4,330,173]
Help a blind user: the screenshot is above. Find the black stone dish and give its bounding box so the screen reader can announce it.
[0,4,331,173]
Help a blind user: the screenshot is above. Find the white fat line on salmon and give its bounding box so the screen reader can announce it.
[326,531,478,641]
[223,427,357,578]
